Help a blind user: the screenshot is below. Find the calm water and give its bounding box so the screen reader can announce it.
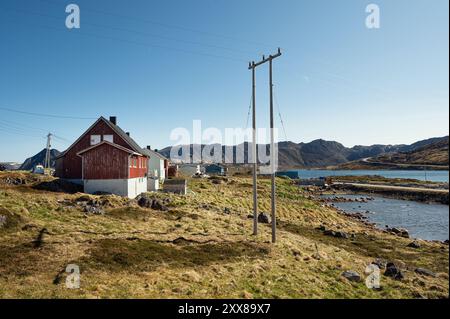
[280,170,449,183]
[323,194,449,241]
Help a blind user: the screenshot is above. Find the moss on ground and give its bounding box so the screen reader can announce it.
[0,172,448,298]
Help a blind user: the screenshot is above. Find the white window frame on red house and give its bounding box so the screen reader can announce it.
[90,135,101,146]
[103,135,114,143]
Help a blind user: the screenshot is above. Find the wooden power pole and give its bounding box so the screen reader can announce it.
[248,48,282,243]
[45,133,52,170]
[250,62,258,235]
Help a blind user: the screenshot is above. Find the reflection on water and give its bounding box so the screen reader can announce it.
[323,194,449,241]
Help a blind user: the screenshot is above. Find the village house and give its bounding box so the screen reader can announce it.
[144,146,169,191]
[204,163,226,176]
[55,116,152,198]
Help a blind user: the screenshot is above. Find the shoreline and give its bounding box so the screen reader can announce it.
[316,193,449,244]
[280,166,450,172]
[328,183,449,205]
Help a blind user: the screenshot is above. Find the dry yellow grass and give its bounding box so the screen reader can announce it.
[0,172,448,299]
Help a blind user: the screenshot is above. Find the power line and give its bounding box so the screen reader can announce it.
[0,125,46,139]
[52,134,72,143]
[0,11,247,63]
[0,121,43,136]
[0,122,70,147]
[0,106,97,120]
[244,94,252,129]
[37,0,275,48]
[273,88,288,142]
[0,118,72,145]
[1,4,254,57]
[0,118,48,133]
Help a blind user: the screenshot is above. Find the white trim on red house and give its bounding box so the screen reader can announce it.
[76,141,142,157]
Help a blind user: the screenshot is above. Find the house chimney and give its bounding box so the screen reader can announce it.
[109,116,117,125]
[146,145,151,150]
[126,132,130,136]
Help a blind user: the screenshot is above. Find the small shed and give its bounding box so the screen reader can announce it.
[204,164,226,176]
[163,179,187,195]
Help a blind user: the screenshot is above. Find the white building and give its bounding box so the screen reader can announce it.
[143,146,169,191]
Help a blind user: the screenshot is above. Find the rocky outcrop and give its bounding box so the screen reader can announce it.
[415,268,437,277]
[137,195,169,211]
[384,262,404,280]
[342,271,361,282]
[258,212,270,224]
[385,227,410,238]
[407,241,421,249]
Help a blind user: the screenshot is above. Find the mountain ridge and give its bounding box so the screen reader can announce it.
[19,149,61,171]
[158,136,449,169]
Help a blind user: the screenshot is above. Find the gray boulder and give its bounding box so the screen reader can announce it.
[407,241,421,249]
[151,199,168,211]
[84,205,104,215]
[372,259,387,270]
[137,196,152,208]
[415,268,437,278]
[323,230,336,237]
[0,215,6,229]
[335,231,350,239]
[137,196,168,211]
[384,262,404,280]
[258,212,270,224]
[387,227,410,238]
[342,270,362,282]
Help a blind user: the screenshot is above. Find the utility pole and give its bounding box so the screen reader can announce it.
[250,62,258,235]
[248,48,282,243]
[45,133,52,170]
[269,56,276,243]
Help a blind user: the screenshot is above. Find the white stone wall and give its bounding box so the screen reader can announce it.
[84,179,128,197]
[84,178,147,199]
[127,177,148,198]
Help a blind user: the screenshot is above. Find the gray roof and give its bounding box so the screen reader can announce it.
[105,118,169,160]
[144,148,168,160]
[105,117,146,154]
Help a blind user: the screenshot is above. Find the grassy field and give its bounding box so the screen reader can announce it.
[0,171,448,299]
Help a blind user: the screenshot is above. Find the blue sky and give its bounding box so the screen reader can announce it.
[0,0,448,162]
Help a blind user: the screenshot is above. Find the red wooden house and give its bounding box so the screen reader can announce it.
[55,116,151,198]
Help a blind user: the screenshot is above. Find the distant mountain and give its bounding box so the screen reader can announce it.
[399,136,448,153]
[375,137,449,166]
[158,136,449,169]
[0,162,22,171]
[19,149,61,171]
